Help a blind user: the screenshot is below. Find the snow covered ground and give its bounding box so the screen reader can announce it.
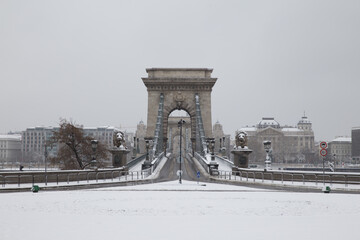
[1,180,359,240]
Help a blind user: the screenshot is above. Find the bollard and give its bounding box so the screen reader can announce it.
[31,185,40,193]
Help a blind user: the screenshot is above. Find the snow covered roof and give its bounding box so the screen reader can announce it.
[0,134,21,140]
[83,126,120,131]
[26,126,55,130]
[330,137,351,143]
[239,127,257,132]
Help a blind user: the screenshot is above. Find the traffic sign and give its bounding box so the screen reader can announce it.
[320,149,327,157]
[320,141,328,149]
[197,171,200,178]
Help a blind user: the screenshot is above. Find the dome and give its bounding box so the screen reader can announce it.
[258,117,280,129]
[298,116,311,124]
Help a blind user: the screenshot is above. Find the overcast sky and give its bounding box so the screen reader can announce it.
[1,0,359,141]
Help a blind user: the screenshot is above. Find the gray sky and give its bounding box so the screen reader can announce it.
[1,0,359,141]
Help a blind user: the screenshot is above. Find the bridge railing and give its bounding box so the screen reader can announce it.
[215,155,234,169]
[0,167,153,188]
[194,152,210,174]
[126,154,146,170]
[216,168,360,188]
[151,151,165,172]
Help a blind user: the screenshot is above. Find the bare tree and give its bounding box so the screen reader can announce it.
[50,119,108,170]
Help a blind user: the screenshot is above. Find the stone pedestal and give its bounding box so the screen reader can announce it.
[231,148,253,169]
[209,162,219,175]
[142,159,152,170]
[110,147,130,168]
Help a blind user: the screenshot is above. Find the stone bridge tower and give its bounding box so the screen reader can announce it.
[142,68,217,153]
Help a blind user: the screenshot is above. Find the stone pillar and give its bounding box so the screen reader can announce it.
[110,148,130,168]
[190,137,196,156]
[163,137,168,155]
[231,148,253,170]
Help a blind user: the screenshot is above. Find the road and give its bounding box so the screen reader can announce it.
[156,154,207,182]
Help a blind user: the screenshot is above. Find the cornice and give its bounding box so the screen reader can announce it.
[142,78,217,91]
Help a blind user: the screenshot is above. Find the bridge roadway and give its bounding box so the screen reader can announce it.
[156,154,207,182]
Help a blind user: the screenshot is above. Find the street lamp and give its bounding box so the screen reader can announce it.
[136,138,140,154]
[178,119,186,184]
[208,138,217,163]
[143,137,153,169]
[133,136,137,159]
[206,138,210,153]
[222,136,226,153]
[91,139,98,168]
[44,142,48,185]
[263,140,272,171]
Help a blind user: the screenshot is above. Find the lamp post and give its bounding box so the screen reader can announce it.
[44,142,48,185]
[206,138,210,154]
[223,136,226,154]
[91,140,98,168]
[133,136,137,159]
[263,140,272,171]
[143,137,152,169]
[209,138,216,163]
[136,138,139,154]
[178,119,185,184]
[219,138,222,152]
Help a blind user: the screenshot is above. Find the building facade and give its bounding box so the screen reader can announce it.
[239,115,315,163]
[212,121,230,158]
[328,136,352,164]
[21,127,58,163]
[21,126,124,163]
[352,127,360,164]
[0,134,22,164]
[135,120,147,154]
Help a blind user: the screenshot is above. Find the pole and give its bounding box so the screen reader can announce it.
[179,120,182,184]
[323,156,325,186]
[44,143,48,186]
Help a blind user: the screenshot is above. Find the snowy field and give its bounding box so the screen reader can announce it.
[1,180,359,240]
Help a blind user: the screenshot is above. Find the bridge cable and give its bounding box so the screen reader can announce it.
[152,93,164,158]
[195,94,208,155]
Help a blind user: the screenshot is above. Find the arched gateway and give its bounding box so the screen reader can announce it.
[142,68,217,155]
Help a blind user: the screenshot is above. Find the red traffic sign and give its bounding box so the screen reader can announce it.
[320,149,327,157]
[320,141,328,149]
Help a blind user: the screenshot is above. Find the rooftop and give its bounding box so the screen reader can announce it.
[330,137,351,143]
[0,135,21,140]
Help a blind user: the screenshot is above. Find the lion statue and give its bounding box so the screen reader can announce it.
[113,131,126,149]
[235,131,248,149]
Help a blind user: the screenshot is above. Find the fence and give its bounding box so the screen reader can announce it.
[0,168,152,188]
[217,168,360,188]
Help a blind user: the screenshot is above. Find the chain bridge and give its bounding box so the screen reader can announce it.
[138,68,231,181]
[2,68,359,192]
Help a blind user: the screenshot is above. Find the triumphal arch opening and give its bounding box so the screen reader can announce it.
[142,68,217,155]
